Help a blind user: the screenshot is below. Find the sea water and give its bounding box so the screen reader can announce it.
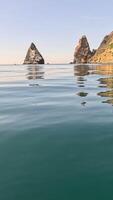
[0,64,113,200]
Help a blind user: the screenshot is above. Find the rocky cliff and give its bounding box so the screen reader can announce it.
[73,36,95,64]
[91,32,113,63]
[24,43,45,64]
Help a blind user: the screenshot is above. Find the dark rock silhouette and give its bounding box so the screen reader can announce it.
[73,36,95,63]
[24,43,45,64]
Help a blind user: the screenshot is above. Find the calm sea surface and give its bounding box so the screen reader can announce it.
[0,64,113,200]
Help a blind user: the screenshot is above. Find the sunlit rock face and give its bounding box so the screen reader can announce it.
[91,31,113,63]
[24,43,45,64]
[73,36,95,64]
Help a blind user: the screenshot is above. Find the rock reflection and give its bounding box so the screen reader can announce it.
[98,77,113,89]
[81,102,87,106]
[98,90,113,105]
[74,65,90,88]
[102,99,113,105]
[27,65,44,80]
[77,92,88,97]
[74,65,90,105]
[74,64,113,106]
[74,65,90,76]
[97,65,113,105]
[95,65,113,75]
[98,90,113,98]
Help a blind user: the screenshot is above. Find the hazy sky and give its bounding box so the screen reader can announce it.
[0,0,113,64]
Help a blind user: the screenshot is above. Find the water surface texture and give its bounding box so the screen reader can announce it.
[0,64,113,200]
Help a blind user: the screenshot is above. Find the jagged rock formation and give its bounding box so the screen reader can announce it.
[24,43,45,64]
[73,36,95,64]
[91,32,113,63]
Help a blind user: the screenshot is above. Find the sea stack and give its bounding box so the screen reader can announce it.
[90,31,113,63]
[24,43,45,64]
[73,35,94,64]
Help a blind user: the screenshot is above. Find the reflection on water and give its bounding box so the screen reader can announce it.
[77,92,88,97]
[74,65,89,88]
[96,65,113,105]
[98,77,113,89]
[74,65,90,76]
[1,64,113,200]
[98,78,113,105]
[95,65,113,75]
[0,64,113,105]
[27,65,44,80]
[74,64,113,105]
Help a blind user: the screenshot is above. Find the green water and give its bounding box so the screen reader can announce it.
[0,64,113,199]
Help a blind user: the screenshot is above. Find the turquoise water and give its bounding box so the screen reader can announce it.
[0,64,113,199]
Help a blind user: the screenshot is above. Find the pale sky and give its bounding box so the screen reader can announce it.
[0,0,113,64]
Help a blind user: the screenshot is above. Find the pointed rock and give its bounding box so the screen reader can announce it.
[24,43,45,64]
[90,31,113,63]
[73,36,94,64]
